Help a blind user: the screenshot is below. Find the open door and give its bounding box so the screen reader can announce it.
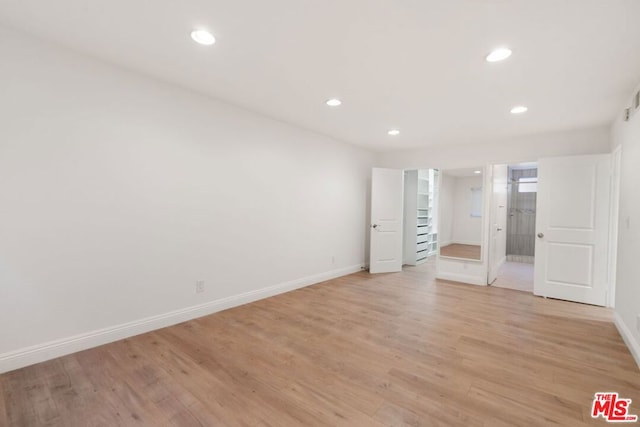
[534,154,611,306]
[369,168,404,273]
[488,164,508,284]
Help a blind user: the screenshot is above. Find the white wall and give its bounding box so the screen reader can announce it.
[0,27,374,371]
[451,176,483,245]
[438,173,454,245]
[376,126,611,170]
[611,83,640,367]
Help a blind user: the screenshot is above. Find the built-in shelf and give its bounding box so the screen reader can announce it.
[403,169,440,266]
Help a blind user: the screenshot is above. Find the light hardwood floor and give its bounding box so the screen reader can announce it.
[1,261,639,426]
[440,244,481,260]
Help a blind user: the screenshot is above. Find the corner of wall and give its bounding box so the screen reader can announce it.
[614,312,640,370]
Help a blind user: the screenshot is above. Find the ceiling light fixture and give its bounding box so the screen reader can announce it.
[191,29,216,46]
[510,105,528,114]
[474,170,481,174]
[326,98,342,107]
[486,47,512,63]
[388,129,400,136]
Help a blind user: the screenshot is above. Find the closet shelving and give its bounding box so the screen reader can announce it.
[403,169,439,265]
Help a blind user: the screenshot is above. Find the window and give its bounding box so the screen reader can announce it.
[518,177,537,193]
[470,187,482,217]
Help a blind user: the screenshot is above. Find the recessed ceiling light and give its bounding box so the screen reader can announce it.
[510,105,528,114]
[388,129,400,136]
[326,98,342,107]
[191,29,216,46]
[486,47,512,62]
[474,170,482,174]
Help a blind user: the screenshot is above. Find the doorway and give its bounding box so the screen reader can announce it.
[370,153,617,307]
[402,169,439,267]
[491,163,537,292]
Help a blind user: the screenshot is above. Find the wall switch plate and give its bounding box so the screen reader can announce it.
[636,315,640,333]
[195,280,205,293]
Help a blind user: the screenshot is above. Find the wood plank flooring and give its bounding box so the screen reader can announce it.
[1,261,639,426]
[440,244,481,260]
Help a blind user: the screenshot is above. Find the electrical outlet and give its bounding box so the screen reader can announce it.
[331,256,336,265]
[195,280,205,293]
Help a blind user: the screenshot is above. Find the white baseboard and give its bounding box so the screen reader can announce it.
[450,240,482,246]
[0,263,363,374]
[613,312,640,370]
[506,255,535,264]
[436,272,487,286]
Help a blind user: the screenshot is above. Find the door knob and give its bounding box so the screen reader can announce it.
[371,224,379,229]
[537,232,544,238]
[497,228,503,232]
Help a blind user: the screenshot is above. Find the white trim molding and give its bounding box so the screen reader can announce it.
[506,255,535,264]
[449,240,483,246]
[0,264,363,374]
[613,312,640,370]
[607,145,622,309]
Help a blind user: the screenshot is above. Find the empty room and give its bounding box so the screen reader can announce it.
[2,1,640,426]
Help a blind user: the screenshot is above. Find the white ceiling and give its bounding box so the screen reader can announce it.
[1,0,640,151]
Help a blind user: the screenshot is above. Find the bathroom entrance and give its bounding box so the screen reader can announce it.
[491,163,537,292]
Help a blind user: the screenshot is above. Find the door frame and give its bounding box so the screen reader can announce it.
[607,146,622,308]
[487,164,508,284]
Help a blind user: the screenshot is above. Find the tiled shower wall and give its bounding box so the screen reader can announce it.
[506,168,537,257]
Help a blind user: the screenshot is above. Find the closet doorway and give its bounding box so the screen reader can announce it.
[402,169,439,268]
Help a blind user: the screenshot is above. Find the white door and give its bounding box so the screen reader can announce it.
[534,154,611,306]
[488,164,508,284]
[370,168,404,273]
